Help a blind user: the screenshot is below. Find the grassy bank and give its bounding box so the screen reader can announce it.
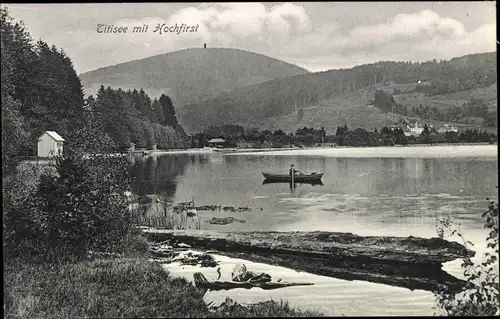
[4,237,323,318]
[4,257,208,318]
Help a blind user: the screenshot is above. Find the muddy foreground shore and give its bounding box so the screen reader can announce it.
[142,228,473,293]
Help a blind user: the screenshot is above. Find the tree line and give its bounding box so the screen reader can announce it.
[1,7,187,176]
[2,8,85,173]
[191,124,497,149]
[372,90,497,127]
[87,86,187,151]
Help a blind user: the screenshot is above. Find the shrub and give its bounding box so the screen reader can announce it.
[36,151,133,259]
[2,162,56,259]
[434,196,499,316]
[3,114,137,262]
[113,231,150,258]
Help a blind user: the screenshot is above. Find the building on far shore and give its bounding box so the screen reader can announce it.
[402,121,425,137]
[389,120,427,137]
[38,131,64,158]
[389,121,408,132]
[437,124,458,134]
[207,138,226,148]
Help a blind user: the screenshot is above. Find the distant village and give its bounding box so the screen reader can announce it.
[389,120,458,137]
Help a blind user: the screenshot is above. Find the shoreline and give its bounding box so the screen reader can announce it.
[154,249,437,317]
[146,142,497,155]
[18,143,497,162]
[143,228,471,293]
[155,249,343,316]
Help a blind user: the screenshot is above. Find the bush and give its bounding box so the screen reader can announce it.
[36,151,133,259]
[3,162,56,259]
[3,115,137,262]
[434,196,499,316]
[113,231,150,258]
[382,135,395,146]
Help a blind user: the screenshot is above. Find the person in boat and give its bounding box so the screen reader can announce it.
[289,164,302,176]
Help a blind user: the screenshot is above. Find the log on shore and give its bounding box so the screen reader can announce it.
[193,272,313,292]
[142,229,474,264]
[142,229,474,293]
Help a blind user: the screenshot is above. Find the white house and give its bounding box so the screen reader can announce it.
[402,121,425,137]
[38,131,64,158]
[437,124,458,134]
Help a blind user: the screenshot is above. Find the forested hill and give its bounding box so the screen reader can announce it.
[1,7,187,170]
[177,52,496,133]
[79,48,310,107]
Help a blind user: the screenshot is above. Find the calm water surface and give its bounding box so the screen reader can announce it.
[130,146,498,316]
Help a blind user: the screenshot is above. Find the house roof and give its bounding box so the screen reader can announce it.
[208,138,225,143]
[39,131,65,142]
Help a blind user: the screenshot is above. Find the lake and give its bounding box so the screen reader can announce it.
[130,145,498,316]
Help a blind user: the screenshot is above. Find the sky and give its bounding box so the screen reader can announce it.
[3,2,497,74]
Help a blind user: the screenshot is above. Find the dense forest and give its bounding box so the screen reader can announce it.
[372,90,497,127]
[1,8,83,162]
[179,52,496,132]
[1,8,186,173]
[87,87,187,150]
[192,124,497,149]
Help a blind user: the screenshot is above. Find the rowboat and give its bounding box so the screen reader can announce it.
[262,172,323,182]
[262,179,323,186]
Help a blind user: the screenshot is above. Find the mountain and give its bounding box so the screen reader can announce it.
[79,48,310,107]
[177,52,496,133]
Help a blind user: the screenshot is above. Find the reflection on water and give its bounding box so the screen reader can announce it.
[129,154,191,199]
[129,151,498,315]
[130,152,497,234]
[129,154,208,228]
[262,180,324,195]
